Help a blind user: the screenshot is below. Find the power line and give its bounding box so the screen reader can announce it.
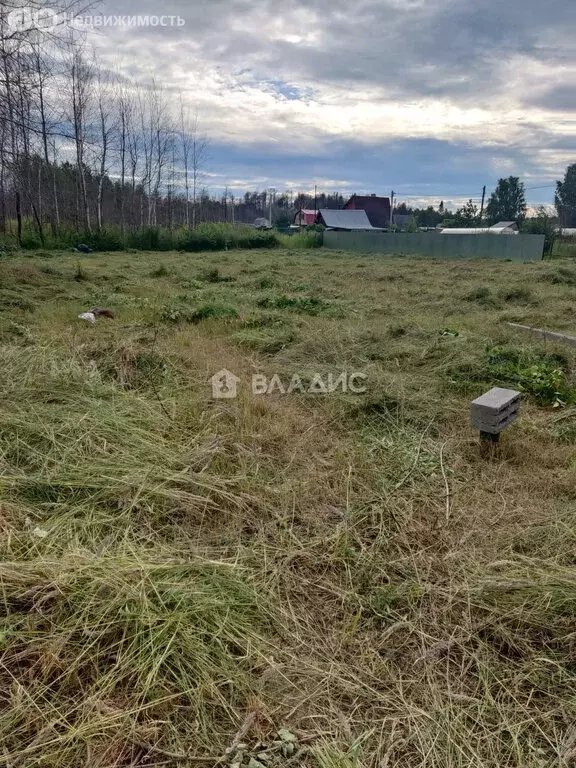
[393,181,557,199]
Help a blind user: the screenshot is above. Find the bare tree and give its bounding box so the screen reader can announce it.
[178,94,191,228]
[117,79,136,232]
[0,6,218,242]
[190,114,208,228]
[69,48,92,232]
[93,60,116,230]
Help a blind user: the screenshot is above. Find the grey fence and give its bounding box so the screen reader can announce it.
[323,231,545,261]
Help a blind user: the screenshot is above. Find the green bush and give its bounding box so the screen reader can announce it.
[486,346,574,406]
[449,345,575,407]
[522,206,556,254]
[82,228,125,251]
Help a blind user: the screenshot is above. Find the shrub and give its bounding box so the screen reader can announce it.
[522,206,556,254]
[81,228,125,251]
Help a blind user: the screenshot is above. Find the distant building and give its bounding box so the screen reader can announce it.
[441,221,519,235]
[292,209,318,227]
[253,217,271,229]
[316,209,380,231]
[489,221,519,233]
[343,194,391,228]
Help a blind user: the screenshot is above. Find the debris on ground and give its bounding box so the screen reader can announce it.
[91,307,116,319]
[225,729,306,767]
[72,243,93,253]
[77,308,115,324]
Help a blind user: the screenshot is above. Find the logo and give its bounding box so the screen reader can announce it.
[211,369,241,399]
[6,7,187,32]
[210,370,367,398]
[7,7,58,32]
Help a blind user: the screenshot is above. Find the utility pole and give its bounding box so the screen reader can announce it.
[268,187,276,227]
[390,190,395,228]
[314,184,317,214]
[479,185,486,222]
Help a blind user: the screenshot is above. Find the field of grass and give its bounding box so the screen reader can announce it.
[1,246,576,767]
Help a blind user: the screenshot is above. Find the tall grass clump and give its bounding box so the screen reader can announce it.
[0,221,328,253]
[277,230,323,249]
[185,222,278,251]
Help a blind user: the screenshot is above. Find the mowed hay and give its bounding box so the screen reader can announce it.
[0,248,575,767]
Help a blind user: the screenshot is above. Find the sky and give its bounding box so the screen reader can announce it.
[88,0,575,209]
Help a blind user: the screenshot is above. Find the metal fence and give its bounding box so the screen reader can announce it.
[323,231,545,261]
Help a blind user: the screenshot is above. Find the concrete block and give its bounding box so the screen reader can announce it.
[470,387,520,434]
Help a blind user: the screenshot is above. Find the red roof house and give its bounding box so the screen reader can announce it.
[343,194,391,228]
[292,209,318,227]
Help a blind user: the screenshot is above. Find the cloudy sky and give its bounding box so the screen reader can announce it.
[90,0,575,208]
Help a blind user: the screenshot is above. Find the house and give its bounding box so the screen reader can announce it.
[292,209,318,227]
[343,194,391,228]
[316,209,379,231]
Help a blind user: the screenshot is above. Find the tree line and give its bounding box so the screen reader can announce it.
[395,169,576,231]
[2,2,575,248]
[0,3,350,246]
[1,1,213,245]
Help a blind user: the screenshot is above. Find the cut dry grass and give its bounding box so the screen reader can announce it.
[0,248,576,766]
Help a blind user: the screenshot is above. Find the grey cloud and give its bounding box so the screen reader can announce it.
[97,0,575,102]
[528,85,576,112]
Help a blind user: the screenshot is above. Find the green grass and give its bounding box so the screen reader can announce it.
[0,221,298,252]
[1,247,576,766]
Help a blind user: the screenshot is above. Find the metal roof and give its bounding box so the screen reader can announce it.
[318,209,376,230]
[441,227,519,235]
[490,221,518,231]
